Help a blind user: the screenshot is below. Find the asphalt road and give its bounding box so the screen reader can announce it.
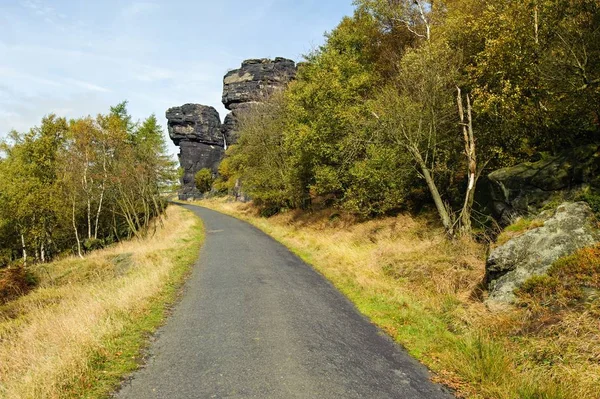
[116,204,455,399]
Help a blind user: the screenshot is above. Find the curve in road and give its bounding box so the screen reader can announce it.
[116,204,455,399]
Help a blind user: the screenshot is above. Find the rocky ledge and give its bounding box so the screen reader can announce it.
[487,144,600,224]
[221,58,296,145]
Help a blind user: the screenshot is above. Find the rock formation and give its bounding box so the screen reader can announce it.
[221,57,296,145]
[166,104,224,199]
[487,144,600,224]
[486,202,600,304]
[167,57,297,200]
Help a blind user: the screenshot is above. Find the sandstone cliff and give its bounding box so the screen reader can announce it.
[167,58,297,199]
[166,104,224,199]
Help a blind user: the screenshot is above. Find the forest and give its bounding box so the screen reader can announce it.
[216,0,599,234]
[0,102,175,294]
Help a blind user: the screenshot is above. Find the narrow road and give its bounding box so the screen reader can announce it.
[116,204,454,399]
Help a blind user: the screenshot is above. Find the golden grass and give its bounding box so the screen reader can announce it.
[0,205,203,399]
[194,198,600,399]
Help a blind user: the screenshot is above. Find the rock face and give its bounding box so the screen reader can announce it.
[487,144,600,224]
[221,103,254,146]
[222,58,296,110]
[167,58,297,199]
[166,104,223,146]
[166,104,224,199]
[486,202,600,304]
[221,58,296,145]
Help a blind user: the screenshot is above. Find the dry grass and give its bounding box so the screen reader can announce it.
[195,198,600,399]
[0,205,203,399]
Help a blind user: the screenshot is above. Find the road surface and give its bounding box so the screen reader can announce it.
[116,204,454,399]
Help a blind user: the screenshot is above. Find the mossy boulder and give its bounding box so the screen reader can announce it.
[487,144,600,224]
[486,202,600,304]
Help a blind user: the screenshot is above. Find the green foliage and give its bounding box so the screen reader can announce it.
[194,168,214,194]
[0,102,175,268]
[582,189,600,219]
[219,0,599,227]
[344,146,414,217]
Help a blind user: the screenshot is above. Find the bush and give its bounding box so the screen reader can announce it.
[83,238,104,252]
[582,189,600,219]
[194,168,214,193]
[0,266,37,303]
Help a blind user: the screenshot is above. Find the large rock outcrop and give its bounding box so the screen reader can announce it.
[487,144,600,224]
[167,57,297,199]
[486,202,600,304]
[221,58,296,144]
[166,104,224,199]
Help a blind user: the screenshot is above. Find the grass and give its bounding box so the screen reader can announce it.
[193,197,600,399]
[494,217,545,247]
[0,205,204,399]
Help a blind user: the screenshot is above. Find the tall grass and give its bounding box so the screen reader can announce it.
[196,198,600,399]
[0,205,203,398]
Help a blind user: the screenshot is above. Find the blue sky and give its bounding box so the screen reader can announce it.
[0,0,354,154]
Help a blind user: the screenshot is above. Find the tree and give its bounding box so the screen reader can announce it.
[369,42,462,234]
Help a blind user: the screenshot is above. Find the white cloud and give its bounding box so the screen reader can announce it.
[0,66,62,89]
[64,78,111,93]
[121,1,159,17]
[19,0,65,23]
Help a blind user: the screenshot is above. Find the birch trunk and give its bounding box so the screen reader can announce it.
[72,198,83,258]
[457,88,477,234]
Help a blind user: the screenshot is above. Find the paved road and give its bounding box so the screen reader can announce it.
[116,204,454,399]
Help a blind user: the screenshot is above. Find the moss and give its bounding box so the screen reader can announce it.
[581,189,600,219]
[495,217,545,247]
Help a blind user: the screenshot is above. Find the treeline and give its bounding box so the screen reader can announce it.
[0,102,175,267]
[216,0,599,235]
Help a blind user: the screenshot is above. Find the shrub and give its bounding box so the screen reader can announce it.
[194,168,214,193]
[0,266,37,303]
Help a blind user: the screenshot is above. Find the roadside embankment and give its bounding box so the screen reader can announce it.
[0,205,203,399]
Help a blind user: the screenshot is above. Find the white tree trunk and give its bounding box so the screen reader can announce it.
[21,233,27,266]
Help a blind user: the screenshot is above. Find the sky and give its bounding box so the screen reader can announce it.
[0,0,355,155]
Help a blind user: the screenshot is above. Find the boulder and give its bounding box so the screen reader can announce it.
[222,57,296,110]
[487,144,600,224]
[486,202,600,304]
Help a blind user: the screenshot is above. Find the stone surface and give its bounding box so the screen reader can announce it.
[486,202,600,304]
[222,57,296,111]
[221,58,296,146]
[166,104,223,147]
[487,144,600,224]
[221,103,255,146]
[178,142,224,199]
[166,104,224,199]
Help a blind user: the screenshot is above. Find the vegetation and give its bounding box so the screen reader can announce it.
[0,101,176,300]
[194,168,214,194]
[196,198,600,399]
[218,0,599,236]
[0,205,203,398]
